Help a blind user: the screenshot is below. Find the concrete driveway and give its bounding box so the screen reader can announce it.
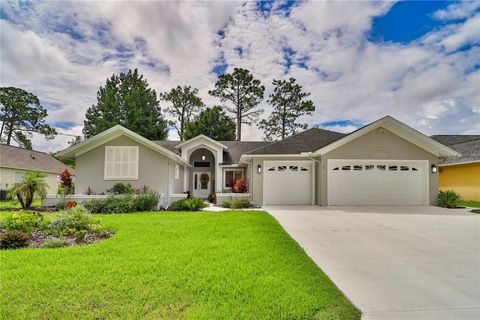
[267,206,480,319]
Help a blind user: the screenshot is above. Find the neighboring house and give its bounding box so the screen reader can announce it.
[57,116,457,206]
[431,135,480,201]
[0,144,75,196]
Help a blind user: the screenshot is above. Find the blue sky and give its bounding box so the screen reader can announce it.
[1,0,479,151]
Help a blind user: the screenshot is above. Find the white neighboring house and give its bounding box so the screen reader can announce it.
[56,116,458,207]
[0,144,74,198]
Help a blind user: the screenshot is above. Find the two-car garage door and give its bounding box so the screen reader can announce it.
[327,159,429,205]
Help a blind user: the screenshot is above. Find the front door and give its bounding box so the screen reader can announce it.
[193,172,210,198]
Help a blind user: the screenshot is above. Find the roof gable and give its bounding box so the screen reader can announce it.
[174,134,228,150]
[314,116,459,158]
[0,144,74,174]
[57,125,189,166]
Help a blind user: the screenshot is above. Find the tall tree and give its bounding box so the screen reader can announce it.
[83,69,168,140]
[184,106,236,141]
[0,87,56,149]
[259,78,315,140]
[209,68,264,141]
[159,85,204,141]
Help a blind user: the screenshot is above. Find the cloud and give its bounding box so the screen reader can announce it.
[1,0,479,152]
[433,1,480,21]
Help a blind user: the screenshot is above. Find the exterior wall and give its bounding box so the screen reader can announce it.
[318,128,439,206]
[251,156,313,206]
[0,167,59,195]
[439,162,480,201]
[169,161,185,194]
[75,136,176,197]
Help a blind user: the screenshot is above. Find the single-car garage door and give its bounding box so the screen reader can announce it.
[328,159,429,205]
[263,161,314,205]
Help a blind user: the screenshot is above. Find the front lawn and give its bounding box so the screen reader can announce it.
[0,199,42,209]
[0,211,359,319]
[459,200,480,208]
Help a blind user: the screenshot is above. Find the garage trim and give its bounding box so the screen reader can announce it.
[263,160,315,206]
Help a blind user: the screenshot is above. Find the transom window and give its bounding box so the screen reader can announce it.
[104,146,139,180]
[224,169,243,189]
[193,161,210,168]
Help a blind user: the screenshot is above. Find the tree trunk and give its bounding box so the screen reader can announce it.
[6,122,13,145]
[236,86,241,141]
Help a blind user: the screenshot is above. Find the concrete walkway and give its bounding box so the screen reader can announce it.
[267,206,480,319]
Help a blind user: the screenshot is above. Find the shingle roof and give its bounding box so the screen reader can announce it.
[153,140,270,165]
[246,128,346,155]
[431,135,480,165]
[0,144,75,174]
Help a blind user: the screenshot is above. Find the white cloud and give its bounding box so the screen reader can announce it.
[1,0,479,152]
[434,1,480,20]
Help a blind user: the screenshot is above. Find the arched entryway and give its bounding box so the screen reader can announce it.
[188,148,216,198]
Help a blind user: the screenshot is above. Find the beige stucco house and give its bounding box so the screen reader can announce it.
[57,116,458,207]
[0,144,74,197]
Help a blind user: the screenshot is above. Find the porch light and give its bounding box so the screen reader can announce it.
[431,164,437,173]
[201,155,206,161]
[257,164,262,174]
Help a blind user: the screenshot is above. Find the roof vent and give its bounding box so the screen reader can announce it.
[31,154,36,160]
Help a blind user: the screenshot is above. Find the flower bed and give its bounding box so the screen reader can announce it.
[0,206,113,249]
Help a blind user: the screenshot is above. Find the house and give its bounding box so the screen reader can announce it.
[56,116,458,207]
[0,144,75,197]
[431,135,480,201]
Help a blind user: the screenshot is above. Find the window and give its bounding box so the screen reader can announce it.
[104,146,139,180]
[301,167,308,171]
[267,167,275,171]
[224,169,243,189]
[333,167,339,171]
[400,166,409,171]
[278,166,287,171]
[353,165,362,171]
[15,172,25,183]
[377,165,386,171]
[289,166,298,171]
[389,165,398,171]
[193,161,210,167]
[341,166,351,171]
[365,165,374,171]
[174,164,180,180]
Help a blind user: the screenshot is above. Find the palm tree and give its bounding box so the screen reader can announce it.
[7,172,49,209]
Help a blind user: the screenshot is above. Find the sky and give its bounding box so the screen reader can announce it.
[1,0,479,152]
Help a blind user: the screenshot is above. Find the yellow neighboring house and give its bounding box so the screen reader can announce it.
[431,135,480,201]
[0,144,75,198]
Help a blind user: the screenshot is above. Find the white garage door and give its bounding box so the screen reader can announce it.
[328,159,429,206]
[263,161,313,205]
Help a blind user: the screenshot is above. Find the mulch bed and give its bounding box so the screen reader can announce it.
[0,228,114,249]
[0,206,57,212]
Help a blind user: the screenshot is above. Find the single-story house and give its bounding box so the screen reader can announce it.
[431,135,480,201]
[0,144,75,197]
[57,116,458,207]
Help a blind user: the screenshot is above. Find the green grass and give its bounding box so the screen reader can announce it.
[459,200,480,208]
[0,211,359,320]
[0,199,42,209]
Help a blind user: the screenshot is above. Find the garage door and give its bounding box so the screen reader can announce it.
[263,161,313,205]
[328,159,428,205]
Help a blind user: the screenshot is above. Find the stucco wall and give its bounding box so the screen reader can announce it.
[75,135,176,196]
[439,162,480,201]
[0,167,59,195]
[187,148,215,193]
[318,128,439,205]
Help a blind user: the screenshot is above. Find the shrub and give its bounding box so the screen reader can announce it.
[58,169,74,195]
[221,201,231,208]
[0,230,30,249]
[438,190,462,208]
[170,197,207,211]
[7,172,49,209]
[231,198,251,209]
[108,183,134,195]
[207,192,216,204]
[84,192,160,214]
[65,201,77,209]
[232,177,247,193]
[42,239,69,248]
[50,205,105,237]
[4,211,44,233]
